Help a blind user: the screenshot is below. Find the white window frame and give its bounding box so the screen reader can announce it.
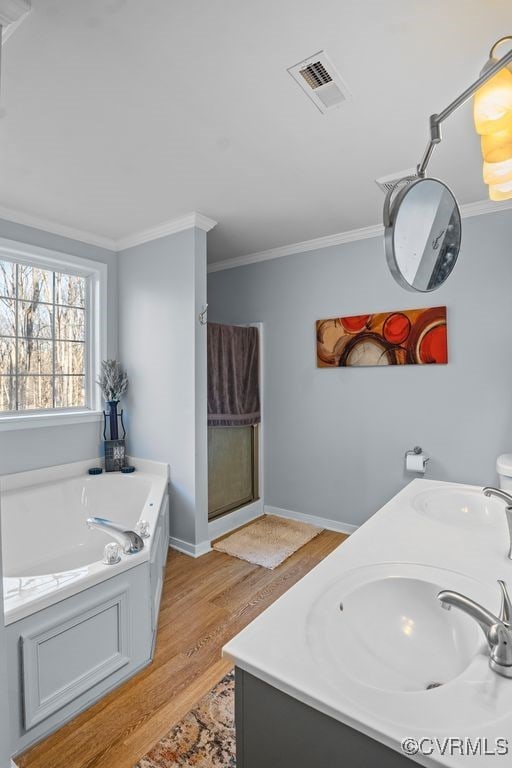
[0,237,107,431]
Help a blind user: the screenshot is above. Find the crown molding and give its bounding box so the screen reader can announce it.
[459,197,512,219]
[0,0,31,43]
[0,204,117,250]
[0,206,218,253]
[207,223,384,273]
[0,0,30,26]
[0,195,508,267]
[193,212,219,232]
[208,196,512,273]
[116,212,217,251]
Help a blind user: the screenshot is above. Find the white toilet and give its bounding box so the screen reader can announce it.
[497,454,512,491]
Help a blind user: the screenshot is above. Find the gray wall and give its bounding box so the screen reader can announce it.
[0,219,118,475]
[208,209,512,528]
[118,228,209,549]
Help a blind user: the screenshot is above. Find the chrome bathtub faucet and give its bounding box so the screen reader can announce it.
[482,487,512,560]
[86,516,144,554]
[438,580,512,679]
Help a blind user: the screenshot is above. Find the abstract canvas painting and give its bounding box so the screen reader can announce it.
[316,306,447,367]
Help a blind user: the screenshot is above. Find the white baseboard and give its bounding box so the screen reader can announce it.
[264,505,358,535]
[169,504,355,558]
[169,536,212,558]
[208,500,264,541]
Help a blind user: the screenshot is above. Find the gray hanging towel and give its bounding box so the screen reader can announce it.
[207,323,260,427]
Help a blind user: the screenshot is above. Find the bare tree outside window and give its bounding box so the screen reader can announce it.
[0,260,86,411]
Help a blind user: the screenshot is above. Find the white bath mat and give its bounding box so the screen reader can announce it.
[213,515,323,569]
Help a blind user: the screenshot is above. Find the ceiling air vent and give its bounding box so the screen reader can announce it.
[300,61,332,90]
[375,169,418,195]
[288,51,351,114]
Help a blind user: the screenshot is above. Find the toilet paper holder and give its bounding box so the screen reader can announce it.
[405,446,430,472]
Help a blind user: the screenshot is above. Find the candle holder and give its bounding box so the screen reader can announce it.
[104,439,127,473]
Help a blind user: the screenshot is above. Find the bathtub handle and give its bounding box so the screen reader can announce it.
[86,516,144,554]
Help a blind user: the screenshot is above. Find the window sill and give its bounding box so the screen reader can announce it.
[0,410,103,432]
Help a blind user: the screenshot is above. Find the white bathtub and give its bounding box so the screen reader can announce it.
[1,457,169,624]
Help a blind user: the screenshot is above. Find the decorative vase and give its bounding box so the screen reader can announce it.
[102,401,127,472]
[107,400,119,441]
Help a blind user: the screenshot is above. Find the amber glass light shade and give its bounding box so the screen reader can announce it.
[483,157,512,184]
[489,179,512,200]
[474,52,512,201]
[481,127,512,162]
[474,67,512,135]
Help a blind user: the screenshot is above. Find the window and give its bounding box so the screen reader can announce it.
[0,242,106,421]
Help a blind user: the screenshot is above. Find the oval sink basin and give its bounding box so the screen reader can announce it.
[307,563,491,694]
[412,486,502,529]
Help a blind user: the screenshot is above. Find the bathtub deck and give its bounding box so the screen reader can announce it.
[15,527,346,768]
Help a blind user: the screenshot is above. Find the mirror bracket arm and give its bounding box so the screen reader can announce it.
[417,116,441,178]
[416,41,512,178]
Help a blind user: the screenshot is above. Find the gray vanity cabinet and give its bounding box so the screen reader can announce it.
[235,669,414,767]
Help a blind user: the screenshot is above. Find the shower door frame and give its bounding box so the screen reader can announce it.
[207,323,264,539]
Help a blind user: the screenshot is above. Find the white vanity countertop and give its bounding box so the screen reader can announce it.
[223,479,512,767]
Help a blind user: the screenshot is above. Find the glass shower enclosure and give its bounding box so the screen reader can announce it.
[207,322,260,521]
[208,425,259,519]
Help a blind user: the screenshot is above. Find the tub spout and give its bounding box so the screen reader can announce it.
[86,516,144,554]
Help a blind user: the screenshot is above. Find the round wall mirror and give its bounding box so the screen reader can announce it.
[384,177,461,292]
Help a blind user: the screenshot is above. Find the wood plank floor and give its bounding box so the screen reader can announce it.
[17,528,347,768]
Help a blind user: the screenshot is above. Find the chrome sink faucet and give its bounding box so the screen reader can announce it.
[87,516,144,554]
[482,487,512,559]
[438,580,512,679]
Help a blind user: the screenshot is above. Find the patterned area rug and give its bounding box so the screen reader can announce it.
[213,514,323,569]
[135,673,235,767]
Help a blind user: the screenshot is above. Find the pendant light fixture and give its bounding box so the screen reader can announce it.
[384,36,512,294]
[414,36,512,202]
[474,37,512,201]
